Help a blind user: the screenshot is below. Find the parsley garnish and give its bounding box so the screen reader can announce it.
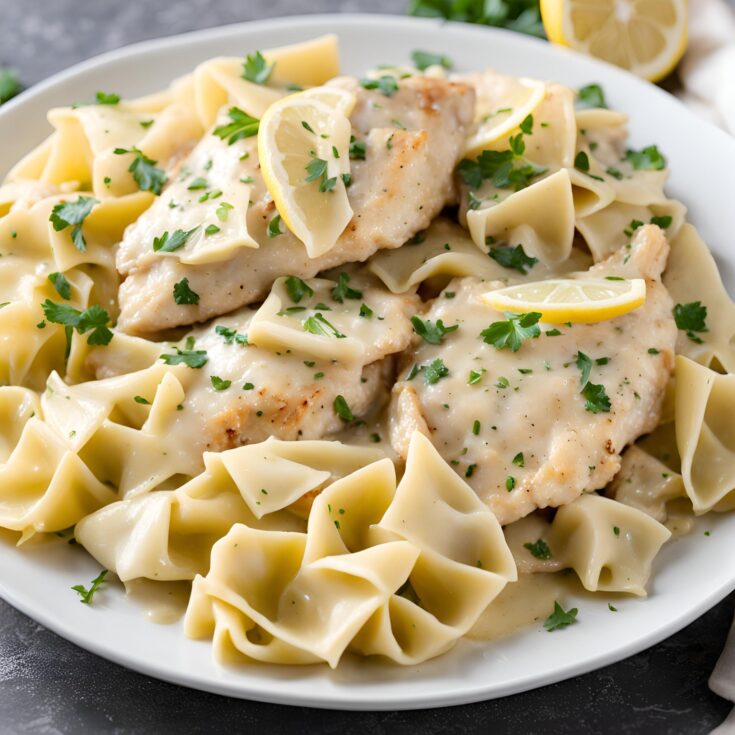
[152,227,198,253]
[303,313,346,338]
[133,395,150,405]
[512,451,525,467]
[544,601,578,631]
[187,176,208,191]
[673,301,708,343]
[215,325,248,345]
[457,144,547,192]
[213,107,260,145]
[650,215,672,229]
[524,539,551,560]
[160,347,208,368]
[113,146,167,194]
[268,213,283,238]
[331,272,362,303]
[349,136,366,160]
[576,350,593,388]
[42,300,113,355]
[173,277,200,305]
[95,91,120,105]
[285,276,314,303]
[582,382,611,413]
[359,303,373,318]
[480,311,542,352]
[574,150,590,173]
[210,375,231,391]
[334,395,355,421]
[48,272,71,300]
[411,49,453,70]
[489,244,538,274]
[205,224,220,236]
[576,83,607,110]
[71,569,108,604]
[411,316,459,345]
[0,68,23,104]
[49,196,98,252]
[359,76,399,96]
[305,157,336,192]
[468,368,486,385]
[242,50,274,85]
[506,475,516,491]
[424,358,449,384]
[625,145,666,171]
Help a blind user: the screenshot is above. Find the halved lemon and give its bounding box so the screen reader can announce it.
[464,75,547,157]
[258,92,353,258]
[540,0,688,82]
[482,277,646,323]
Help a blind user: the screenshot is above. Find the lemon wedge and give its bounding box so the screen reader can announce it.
[298,85,356,117]
[482,277,646,323]
[258,91,353,258]
[540,0,688,82]
[465,75,547,157]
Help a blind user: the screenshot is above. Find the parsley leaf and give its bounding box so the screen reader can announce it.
[304,157,336,192]
[625,145,666,171]
[71,569,108,604]
[173,277,200,305]
[0,68,23,104]
[213,107,260,145]
[268,213,283,238]
[673,301,708,343]
[512,451,525,467]
[457,147,547,192]
[95,91,120,105]
[582,382,611,413]
[650,215,672,229]
[42,300,113,354]
[285,276,314,303]
[49,196,98,252]
[331,272,362,303]
[210,375,232,391]
[480,311,542,352]
[152,227,198,253]
[574,150,590,173]
[424,358,449,385]
[349,136,367,160]
[411,316,459,345]
[468,368,486,385]
[215,325,248,345]
[113,146,167,194]
[544,601,578,631]
[242,50,274,85]
[359,75,399,96]
[334,394,355,422]
[575,350,593,388]
[160,347,208,368]
[411,49,453,70]
[523,539,551,560]
[489,244,538,274]
[303,313,346,339]
[576,83,607,110]
[359,303,373,319]
[48,272,71,300]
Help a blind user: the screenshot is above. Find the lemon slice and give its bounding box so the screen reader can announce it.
[540,0,688,82]
[464,75,546,157]
[298,85,356,118]
[482,277,646,323]
[259,93,353,258]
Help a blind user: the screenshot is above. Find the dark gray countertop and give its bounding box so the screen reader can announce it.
[1,1,733,732]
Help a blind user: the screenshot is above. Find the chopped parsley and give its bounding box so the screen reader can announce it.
[305,156,336,192]
[472,419,481,435]
[173,277,200,305]
[94,91,120,105]
[133,395,150,405]
[359,75,399,96]
[71,569,108,604]
[113,146,167,194]
[303,313,346,338]
[480,311,542,352]
[512,451,525,467]
[625,144,666,171]
[582,382,612,414]
[468,368,486,385]
[268,214,283,238]
[424,358,449,385]
[242,50,274,85]
[359,303,374,319]
[349,136,366,160]
[48,272,71,300]
[215,325,248,345]
[152,227,198,253]
[331,272,362,303]
[458,142,547,192]
[243,382,255,390]
[575,350,593,388]
[213,107,260,145]
[544,601,578,631]
[0,68,23,104]
[673,301,708,343]
[523,539,551,560]
[41,300,113,355]
[574,150,590,173]
[210,375,232,391]
[650,214,672,229]
[205,224,220,236]
[160,347,208,368]
[187,176,209,191]
[334,394,354,422]
[505,475,516,491]
[285,276,314,303]
[410,49,453,71]
[49,196,98,252]
[411,316,459,345]
[489,243,538,274]
[576,83,607,110]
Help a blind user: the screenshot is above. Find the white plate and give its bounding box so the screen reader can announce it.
[1,13,734,712]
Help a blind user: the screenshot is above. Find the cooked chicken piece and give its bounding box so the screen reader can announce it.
[389,225,677,525]
[92,275,417,454]
[116,76,475,335]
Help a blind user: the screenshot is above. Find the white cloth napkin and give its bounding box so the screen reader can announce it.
[677,0,735,134]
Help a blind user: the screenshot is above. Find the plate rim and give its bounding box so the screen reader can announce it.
[1,12,735,711]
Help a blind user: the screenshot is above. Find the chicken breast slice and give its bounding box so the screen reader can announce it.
[116,76,475,335]
[389,225,677,525]
[91,274,418,455]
